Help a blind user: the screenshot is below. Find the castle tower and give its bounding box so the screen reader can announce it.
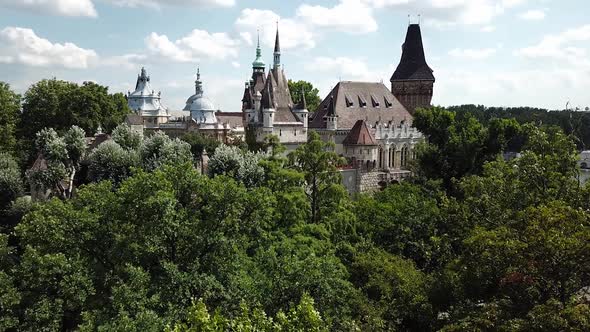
[390,24,435,114]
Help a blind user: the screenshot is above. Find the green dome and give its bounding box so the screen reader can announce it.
[252,38,265,68]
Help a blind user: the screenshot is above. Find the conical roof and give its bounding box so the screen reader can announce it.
[390,24,434,82]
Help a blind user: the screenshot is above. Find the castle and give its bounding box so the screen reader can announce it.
[241,28,308,150]
[126,23,435,193]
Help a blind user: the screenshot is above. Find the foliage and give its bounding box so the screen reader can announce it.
[88,141,140,185]
[413,107,522,194]
[288,80,321,113]
[112,123,142,150]
[0,82,21,154]
[168,293,328,332]
[20,79,130,139]
[26,126,87,199]
[288,131,346,223]
[140,131,193,171]
[0,153,24,213]
[181,132,220,159]
[208,144,266,187]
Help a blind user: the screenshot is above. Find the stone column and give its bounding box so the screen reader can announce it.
[383,145,390,170]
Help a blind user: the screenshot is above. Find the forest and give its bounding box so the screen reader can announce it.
[0,80,589,331]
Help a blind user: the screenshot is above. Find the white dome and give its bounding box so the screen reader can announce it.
[189,96,216,111]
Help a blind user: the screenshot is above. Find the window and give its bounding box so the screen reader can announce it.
[384,96,393,108]
[371,94,380,107]
[358,95,367,108]
[345,94,354,107]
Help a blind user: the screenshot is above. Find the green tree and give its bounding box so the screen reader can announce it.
[87,141,140,185]
[112,123,142,150]
[288,80,321,113]
[0,82,21,154]
[27,126,87,199]
[181,132,220,159]
[0,153,24,215]
[140,131,193,171]
[288,131,345,223]
[208,144,266,187]
[20,79,130,139]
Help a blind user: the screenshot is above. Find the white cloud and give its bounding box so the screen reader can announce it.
[235,8,315,50]
[481,25,496,32]
[296,0,378,34]
[0,0,97,17]
[449,47,497,59]
[363,0,528,26]
[516,24,590,68]
[0,27,98,69]
[146,29,240,63]
[102,53,147,69]
[305,56,384,82]
[103,0,235,9]
[519,9,546,20]
[435,67,590,109]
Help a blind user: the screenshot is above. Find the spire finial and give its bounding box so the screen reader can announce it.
[257,28,260,48]
[197,66,200,80]
[195,67,203,95]
[273,22,281,69]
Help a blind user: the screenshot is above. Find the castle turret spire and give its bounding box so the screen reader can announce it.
[273,22,281,69]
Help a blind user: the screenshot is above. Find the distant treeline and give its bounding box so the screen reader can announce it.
[446,105,590,150]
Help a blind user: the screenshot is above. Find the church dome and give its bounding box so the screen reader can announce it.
[184,68,218,126]
[189,95,215,111]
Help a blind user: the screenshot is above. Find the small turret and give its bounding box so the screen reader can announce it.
[324,95,338,131]
[293,86,309,129]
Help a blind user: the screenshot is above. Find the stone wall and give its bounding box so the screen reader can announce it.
[340,168,412,195]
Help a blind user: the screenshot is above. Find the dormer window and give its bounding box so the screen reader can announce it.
[358,95,367,108]
[345,94,354,107]
[371,94,380,107]
[384,96,393,108]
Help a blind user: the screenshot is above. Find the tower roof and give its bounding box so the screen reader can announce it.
[390,24,434,82]
[343,120,377,146]
[274,25,280,53]
[252,31,265,69]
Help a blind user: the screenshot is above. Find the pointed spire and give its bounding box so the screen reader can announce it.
[274,21,280,53]
[195,67,203,96]
[273,22,281,69]
[300,86,307,110]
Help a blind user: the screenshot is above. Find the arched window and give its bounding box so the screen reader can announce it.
[401,146,409,168]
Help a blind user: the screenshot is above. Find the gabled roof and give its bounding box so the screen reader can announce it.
[343,120,377,146]
[390,24,435,82]
[260,68,299,123]
[215,112,244,129]
[310,81,412,129]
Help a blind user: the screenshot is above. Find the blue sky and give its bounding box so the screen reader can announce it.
[0,0,589,115]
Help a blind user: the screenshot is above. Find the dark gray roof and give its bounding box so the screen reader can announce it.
[260,68,299,123]
[310,81,412,129]
[391,24,435,82]
[274,28,280,53]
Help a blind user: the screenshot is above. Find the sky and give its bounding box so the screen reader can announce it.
[0,0,589,115]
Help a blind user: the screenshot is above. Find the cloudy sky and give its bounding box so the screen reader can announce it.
[0,0,589,114]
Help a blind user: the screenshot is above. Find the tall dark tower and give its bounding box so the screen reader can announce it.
[390,24,435,114]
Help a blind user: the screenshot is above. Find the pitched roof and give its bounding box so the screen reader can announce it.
[343,120,377,146]
[390,24,435,82]
[215,112,244,129]
[310,81,412,129]
[260,69,299,123]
